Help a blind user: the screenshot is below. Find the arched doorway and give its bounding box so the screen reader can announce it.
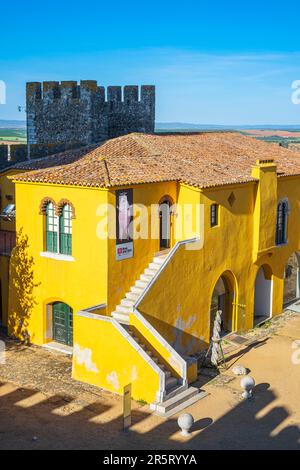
[52,302,73,346]
[283,252,300,307]
[254,265,272,326]
[159,197,172,250]
[210,272,236,336]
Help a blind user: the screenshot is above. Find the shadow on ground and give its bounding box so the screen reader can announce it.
[0,377,299,450]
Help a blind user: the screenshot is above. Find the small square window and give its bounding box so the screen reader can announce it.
[210,204,219,227]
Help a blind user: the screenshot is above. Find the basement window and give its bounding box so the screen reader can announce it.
[210,204,219,227]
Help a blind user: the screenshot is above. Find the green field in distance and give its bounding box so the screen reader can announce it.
[0,128,26,142]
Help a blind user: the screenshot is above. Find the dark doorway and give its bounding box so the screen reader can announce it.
[159,199,171,250]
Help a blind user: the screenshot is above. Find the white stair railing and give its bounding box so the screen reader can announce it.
[134,237,199,309]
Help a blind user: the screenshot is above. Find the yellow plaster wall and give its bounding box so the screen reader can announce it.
[138,174,300,356]
[7,168,300,361]
[0,169,25,232]
[72,313,160,403]
[138,182,257,354]
[0,255,10,326]
[175,184,202,242]
[8,182,109,345]
[106,182,178,313]
[0,169,25,326]
[251,161,278,257]
[129,312,184,379]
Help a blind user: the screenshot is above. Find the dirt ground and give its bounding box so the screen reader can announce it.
[0,311,299,450]
[0,140,24,145]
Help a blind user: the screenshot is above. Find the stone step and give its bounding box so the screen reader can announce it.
[150,386,201,415]
[144,268,157,276]
[155,249,170,257]
[136,278,149,288]
[116,305,131,314]
[139,274,153,282]
[111,311,130,324]
[121,298,135,308]
[125,291,140,301]
[131,286,144,295]
[149,262,161,271]
[153,256,167,265]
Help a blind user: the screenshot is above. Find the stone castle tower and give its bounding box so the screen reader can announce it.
[26,81,155,145]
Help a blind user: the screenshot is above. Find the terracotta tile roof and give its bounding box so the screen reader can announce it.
[3,145,97,172]
[10,132,300,189]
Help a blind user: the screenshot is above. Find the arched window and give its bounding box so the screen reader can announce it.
[46,202,58,252]
[59,204,72,255]
[276,200,289,246]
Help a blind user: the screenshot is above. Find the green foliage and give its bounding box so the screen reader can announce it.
[137,398,148,406]
[8,229,40,343]
[0,128,26,142]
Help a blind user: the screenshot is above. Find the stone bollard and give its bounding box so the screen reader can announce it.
[177,413,194,436]
[240,376,255,399]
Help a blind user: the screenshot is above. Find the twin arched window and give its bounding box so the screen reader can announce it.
[276,200,289,246]
[45,202,73,255]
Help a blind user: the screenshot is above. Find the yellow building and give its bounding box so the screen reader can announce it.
[1,132,300,407]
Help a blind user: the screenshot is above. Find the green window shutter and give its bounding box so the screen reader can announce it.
[46,203,58,253]
[59,204,72,255]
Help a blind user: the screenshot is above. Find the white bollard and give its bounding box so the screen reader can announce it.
[177,413,194,436]
[240,376,255,399]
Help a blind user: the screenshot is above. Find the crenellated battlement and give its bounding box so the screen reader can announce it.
[26,81,154,104]
[26,80,155,145]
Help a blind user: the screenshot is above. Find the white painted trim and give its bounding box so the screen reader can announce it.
[84,303,106,312]
[43,341,73,355]
[40,251,75,262]
[132,310,187,384]
[134,237,199,309]
[75,310,166,401]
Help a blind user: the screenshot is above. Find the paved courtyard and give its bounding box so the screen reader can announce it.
[0,311,299,450]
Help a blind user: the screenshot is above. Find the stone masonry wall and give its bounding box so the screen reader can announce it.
[26,81,155,145]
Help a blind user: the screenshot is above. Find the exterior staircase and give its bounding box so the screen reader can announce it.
[127,327,179,394]
[110,241,207,416]
[127,324,206,416]
[111,251,169,324]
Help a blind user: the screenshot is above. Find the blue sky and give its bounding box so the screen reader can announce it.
[1,0,300,124]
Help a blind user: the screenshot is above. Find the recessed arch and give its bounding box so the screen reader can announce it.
[283,252,300,307]
[158,194,174,206]
[210,270,237,336]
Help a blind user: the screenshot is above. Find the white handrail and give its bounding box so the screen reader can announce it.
[132,309,187,383]
[76,310,166,402]
[134,237,199,309]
